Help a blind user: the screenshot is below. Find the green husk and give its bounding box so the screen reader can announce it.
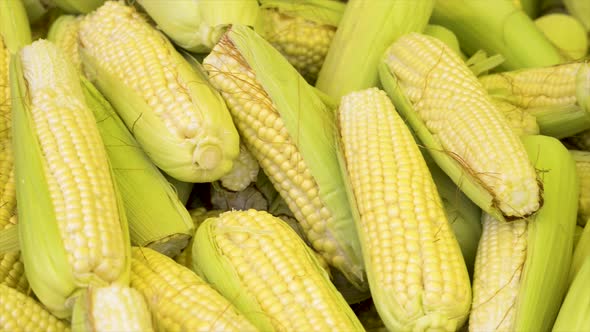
[378,61,505,222]
[47,0,103,14]
[571,150,590,226]
[80,77,194,258]
[553,254,590,332]
[0,0,32,53]
[205,25,366,288]
[423,24,465,59]
[79,3,240,183]
[564,0,590,31]
[431,0,564,70]
[570,218,590,283]
[315,0,434,99]
[514,135,578,331]
[535,13,588,60]
[429,163,482,276]
[10,41,131,318]
[47,14,82,70]
[136,0,259,53]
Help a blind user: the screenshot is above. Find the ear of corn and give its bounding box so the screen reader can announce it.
[430,0,563,70]
[193,209,366,332]
[47,14,82,71]
[570,150,590,226]
[78,1,240,183]
[0,283,71,332]
[469,135,578,332]
[315,0,434,99]
[480,61,590,139]
[0,0,31,230]
[564,0,590,31]
[71,284,154,332]
[10,40,131,318]
[255,0,345,83]
[80,77,194,258]
[131,247,257,331]
[203,24,366,288]
[136,0,259,53]
[552,254,590,332]
[47,0,104,14]
[0,225,18,254]
[337,88,471,331]
[380,33,541,220]
[174,208,221,270]
[219,143,260,192]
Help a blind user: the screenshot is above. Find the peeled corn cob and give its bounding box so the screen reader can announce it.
[47,15,82,71]
[131,247,257,331]
[490,99,540,136]
[316,0,434,99]
[136,0,259,53]
[11,40,131,318]
[0,283,70,332]
[255,0,345,83]
[337,88,471,331]
[78,1,240,182]
[203,24,365,288]
[71,284,154,332]
[380,32,541,219]
[480,61,590,139]
[469,135,578,332]
[193,209,365,332]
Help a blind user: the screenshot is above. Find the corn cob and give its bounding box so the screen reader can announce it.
[337,88,471,331]
[131,247,257,331]
[203,24,365,288]
[571,150,590,226]
[193,209,365,332]
[0,0,31,230]
[174,208,221,270]
[535,13,588,60]
[80,77,193,258]
[78,1,240,183]
[553,254,590,332]
[315,0,434,99]
[0,250,27,293]
[47,15,82,71]
[0,283,70,332]
[71,284,154,332]
[136,0,259,53]
[255,0,345,83]
[480,61,590,139]
[0,222,18,253]
[10,40,131,318]
[219,143,260,191]
[469,135,578,331]
[380,33,541,220]
[431,0,563,70]
[491,99,540,136]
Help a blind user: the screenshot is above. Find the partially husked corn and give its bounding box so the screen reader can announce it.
[131,247,257,332]
[11,40,130,318]
[383,32,541,218]
[203,24,365,288]
[0,283,70,332]
[78,1,240,182]
[47,15,82,71]
[338,88,471,331]
[193,209,365,332]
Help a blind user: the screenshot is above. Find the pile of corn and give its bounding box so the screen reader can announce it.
[1,0,590,331]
